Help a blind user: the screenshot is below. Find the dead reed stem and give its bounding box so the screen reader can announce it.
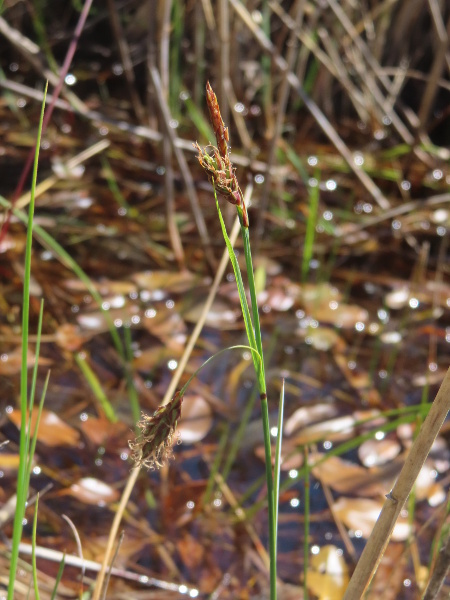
[343,367,450,599]
[228,0,391,210]
[150,66,215,269]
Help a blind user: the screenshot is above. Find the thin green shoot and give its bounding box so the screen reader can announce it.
[123,325,141,427]
[407,382,430,536]
[183,94,215,142]
[50,554,66,600]
[0,195,126,362]
[25,370,50,487]
[145,488,157,510]
[193,2,206,108]
[178,345,262,398]
[428,505,449,575]
[245,404,432,520]
[27,300,44,415]
[303,56,320,95]
[303,446,310,600]
[31,0,59,74]
[0,67,30,127]
[319,234,341,284]
[302,174,320,282]
[221,385,258,482]
[273,379,285,561]
[213,187,277,600]
[287,410,432,488]
[31,494,41,600]
[74,352,118,423]
[254,263,266,296]
[241,225,266,387]
[204,424,230,505]
[24,300,45,482]
[8,81,48,600]
[215,195,259,376]
[282,141,309,184]
[260,0,272,125]
[222,330,279,483]
[234,473,268,514]
[100,155,138,218]
[169,1,184,114]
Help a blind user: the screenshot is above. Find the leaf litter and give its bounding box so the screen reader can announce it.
[0,2,449,599]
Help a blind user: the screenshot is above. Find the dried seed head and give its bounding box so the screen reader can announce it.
[206,81,229,158]
[193,83,249,228]
[193,141,249,228]
[129,392,183,470]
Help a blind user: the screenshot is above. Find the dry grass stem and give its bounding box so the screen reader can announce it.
[343,367,450,599]
[422,530,450,600]
[228,0,391,210]
[150,66,215,267]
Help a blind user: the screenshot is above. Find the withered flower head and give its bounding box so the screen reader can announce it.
[194,82,249,227]
[206,81,229,158]
[129,392,183,470]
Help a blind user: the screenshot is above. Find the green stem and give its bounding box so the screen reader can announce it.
[241,224,266,388]
[260,393,277,600]
[32,494,41,600]
[75,352,118,422]
[217,191,277,599]
[8,82,48,600]
[303,446,310,600]
[240,213,276,599]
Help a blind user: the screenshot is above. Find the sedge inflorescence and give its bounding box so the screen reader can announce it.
[129,392,184,470]
[194,82,249,228]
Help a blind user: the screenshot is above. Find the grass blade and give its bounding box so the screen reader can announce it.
[273,379,285,563]
[302,176,320,282]
[75,352,118,422]
[214,192,259,376]
[241,225,266,389]
[303,446,310,600]
[50,554,66,600]
[8,81,48,600]
[0,196,126,362]
[31,494,41,600]
[26,370,50,486]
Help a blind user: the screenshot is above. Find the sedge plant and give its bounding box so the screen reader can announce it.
[129,82,281,599]
[195,82,279,599]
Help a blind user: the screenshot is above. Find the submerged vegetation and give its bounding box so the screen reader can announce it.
[0,1,449,599]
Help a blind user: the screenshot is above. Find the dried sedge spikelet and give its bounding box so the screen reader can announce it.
[194,83,249,227]
[206,81,229,159]
[129,392,183,470]
[193,141,249,227]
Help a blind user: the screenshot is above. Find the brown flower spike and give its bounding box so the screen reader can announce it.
[194,82,249,228]
[129,392,183,470]
[206,81,229,158]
